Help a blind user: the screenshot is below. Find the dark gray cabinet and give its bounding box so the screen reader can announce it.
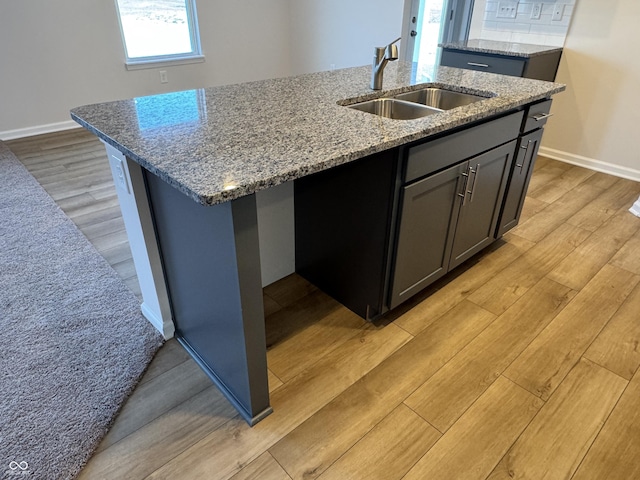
[441,50,526,77]
[390,162,463,307]
[390,140,515,308]
[295,107,539,320]
[449,141,516,267]
[496,98,552,237]
[295,149,399,320]
[441,48,561,82]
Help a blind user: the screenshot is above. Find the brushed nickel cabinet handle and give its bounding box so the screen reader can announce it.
[468,164,480,203]
[532,112,554,121]
[518,140,532,174]
[458,166,472,206]
[467,62,490,68]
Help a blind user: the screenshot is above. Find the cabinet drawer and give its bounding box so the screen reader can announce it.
[441,50,526,77]
[523,99,553,132]
[405,111,524,183]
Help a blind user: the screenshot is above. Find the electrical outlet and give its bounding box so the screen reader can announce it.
[159,70,168,83]
[552,3,564,21]
[497,2,518,19]
[110,155,130,194]
[531,3,542,19]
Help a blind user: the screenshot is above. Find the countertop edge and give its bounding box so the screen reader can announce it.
[72,88,563,206]
[70,65,566,206]
[440,42,563,58]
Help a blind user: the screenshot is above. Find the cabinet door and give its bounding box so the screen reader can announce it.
[496,129,544,237]
[449,141,516,269]
[389,162,465,309]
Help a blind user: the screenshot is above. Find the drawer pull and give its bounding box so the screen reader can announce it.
[531,112,554,122]
[469,164,480,203]
[458,167,471,205]
[467,62,490,68]
[518,140,532,174]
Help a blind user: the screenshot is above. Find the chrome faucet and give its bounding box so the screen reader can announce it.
[371,37,401,90]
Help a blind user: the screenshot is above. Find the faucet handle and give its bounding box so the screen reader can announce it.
[383,37,401,60]
[386,43,399,60]
[375,37,401,61]
[387,37,402,47]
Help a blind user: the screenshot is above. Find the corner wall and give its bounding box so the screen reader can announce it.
[540,0,640,180]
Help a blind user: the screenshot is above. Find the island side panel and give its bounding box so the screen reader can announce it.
[143,172,271,425]
[103,143,174,338]
[295,149,400,320]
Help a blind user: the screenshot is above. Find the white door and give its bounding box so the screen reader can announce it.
[402,0,475,82]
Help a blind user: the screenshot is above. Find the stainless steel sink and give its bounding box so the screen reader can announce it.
[347,98,441,120]
[393,88,485,110]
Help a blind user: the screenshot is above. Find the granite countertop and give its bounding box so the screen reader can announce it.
[71,63,564,206]
[440,39,563,58]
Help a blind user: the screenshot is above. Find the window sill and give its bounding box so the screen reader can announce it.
[125,55,206,71]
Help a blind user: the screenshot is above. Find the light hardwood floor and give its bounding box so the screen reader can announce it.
[7,129,640,480]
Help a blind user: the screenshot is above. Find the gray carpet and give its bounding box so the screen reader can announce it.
[0,140,164,479]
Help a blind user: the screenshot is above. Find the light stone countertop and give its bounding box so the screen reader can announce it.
[71,63,564,206]
[440,39,563,58]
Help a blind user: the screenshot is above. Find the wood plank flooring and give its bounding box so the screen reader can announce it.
[6,129,640,480]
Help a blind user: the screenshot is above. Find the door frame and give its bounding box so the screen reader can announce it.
[401,0,475,62]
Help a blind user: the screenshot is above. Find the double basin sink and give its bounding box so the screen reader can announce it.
[347,88,487,120]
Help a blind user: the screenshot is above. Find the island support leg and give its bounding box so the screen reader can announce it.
[102,143,174,338]
[143,172,272,425]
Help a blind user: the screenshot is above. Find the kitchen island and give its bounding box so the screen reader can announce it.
[71,62,564,424]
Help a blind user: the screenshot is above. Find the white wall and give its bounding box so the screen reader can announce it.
[0,0,292,138]
[541,0,640,179]
[288,0,405,75]
[0,0,408,137]
[469,0,488,39]
[472,0,575,47]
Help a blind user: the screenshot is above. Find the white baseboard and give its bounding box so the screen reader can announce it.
[538,146,640,182]
[141,302,175,340]
[0,120,81,141]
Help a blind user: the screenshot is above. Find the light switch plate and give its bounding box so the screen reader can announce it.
[497,1,518,19]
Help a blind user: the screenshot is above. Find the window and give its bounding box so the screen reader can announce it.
[115,0,203,69]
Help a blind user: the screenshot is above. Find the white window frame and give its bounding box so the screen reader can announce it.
[114,0,205,70]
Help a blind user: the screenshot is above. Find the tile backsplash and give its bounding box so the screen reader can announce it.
[476,0,575,46]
